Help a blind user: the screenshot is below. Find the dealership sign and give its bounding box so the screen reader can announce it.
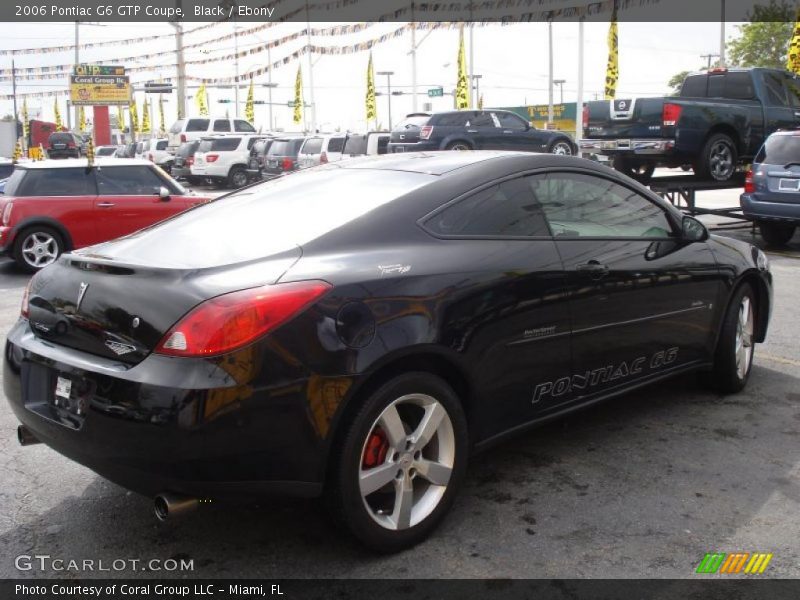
[69,64,130,106]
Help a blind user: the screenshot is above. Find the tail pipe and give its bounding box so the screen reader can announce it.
[17,425,42,446]
[153,493,199,521]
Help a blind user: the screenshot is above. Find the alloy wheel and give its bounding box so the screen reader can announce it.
[358,393,455,531]
[709,141,734,180]
[551,142,573,155]
[735,295,754,380]
[21,232,59,269]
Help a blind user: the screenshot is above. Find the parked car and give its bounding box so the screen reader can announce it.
[342,132,390,157]
[261,137,305,179]
[582,67,800,183]
[246,138,275,181]
[388,110,576,156]
[0,158,209,272]
[741,130,800,246]
[46,132,84,159]
[172,140,202,184]
[191,134,265,188]
[4,152,772,552]
[168,117,257,150]
[142,138,174,173]
[296,134,347,169]
[95,145,121,157]
[117,142,137,158]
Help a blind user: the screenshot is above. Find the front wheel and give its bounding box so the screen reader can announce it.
[13,226,64,273]
[706,283,756,394]
[549,139,574,155]
[758,221,796,247]
[327,372,468,552]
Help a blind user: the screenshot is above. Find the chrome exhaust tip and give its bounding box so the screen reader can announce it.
[153,493,199,521]
[17,425,41,446]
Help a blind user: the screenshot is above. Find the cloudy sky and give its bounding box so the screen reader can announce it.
[0,20,735,132]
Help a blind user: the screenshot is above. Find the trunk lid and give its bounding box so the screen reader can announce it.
[26,250,301,366]
[584,97,668,139]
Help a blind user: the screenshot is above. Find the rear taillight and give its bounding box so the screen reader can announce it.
[744,168,755,194]
[320,151,328,164]
[282,158,294,170]
[1,201,12,226]
[147,153,154,162]
[420,125,433,140]
[155,281,331,357]
[21,280,32,319]
[582,104,589,128]
[180,134,187,143]
[662,103,682,127]
[206,154,219,163]
[67,142,75,148]
[186,157,194,166]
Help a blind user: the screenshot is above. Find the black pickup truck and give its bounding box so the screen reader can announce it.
[581,67,800,183]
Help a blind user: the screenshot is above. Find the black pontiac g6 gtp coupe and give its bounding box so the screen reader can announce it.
[4,152,772,552]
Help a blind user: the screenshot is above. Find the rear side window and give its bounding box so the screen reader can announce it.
[213,119,231,132]
[424,178,550,238]
[434,113,470,127]
[343,135,367,155]
[186,119,209,132]
[234,120,256,132]
[16,168,95,196]
[395,115,430,129]
[707,74,725,98]
[199,138,241,152]
[156,140,168,151]
[681,75,707,97]
[169,120,185,134]
[496,112,529,130]
[764,73,790,106]
[327,137,345,153]
[755,135,800,165]
[96,166,167,196]
[302,138,323,154]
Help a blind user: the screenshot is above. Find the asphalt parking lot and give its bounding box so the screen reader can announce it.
[1,182,799,579]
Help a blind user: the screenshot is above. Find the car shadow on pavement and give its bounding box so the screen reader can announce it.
[2,364,800,578]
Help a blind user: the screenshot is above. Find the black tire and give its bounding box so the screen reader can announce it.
[706,283,756,394]
[548,138,575,155]
[161,162,173,174]
[187,176,203,186]
[445,141,472,151]
[612,156,655,184]
[228,167,248,188]
[327,372,469,553]
[758,221,796,247]
[12,226,64,273]
[695,133,738,182]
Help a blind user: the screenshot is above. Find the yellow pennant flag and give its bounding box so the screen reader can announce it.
[788,9,800,74]
[130,98,139,133]
[604,11,619,100]
[293,66,303,125]
[196,82,209,116]
[245,78,255,124]
[54,98,62,129]
[141,101,151,133]
[78,105,86,132]
[21,98,29,140]
[455,27,469,109]
[12,138,22,164]
[365,52,377,123]
[86,136,95,167]
[158,94,166,134]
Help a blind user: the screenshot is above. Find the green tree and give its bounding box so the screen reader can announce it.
[727,0,795,69]
[668,70,691,95]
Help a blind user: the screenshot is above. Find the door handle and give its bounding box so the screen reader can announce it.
[503,130,513,134]
[97,202,115,208]
[576,261,609,276]
[467,129,478,133]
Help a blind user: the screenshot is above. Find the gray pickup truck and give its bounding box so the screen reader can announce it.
[581,67,800,183]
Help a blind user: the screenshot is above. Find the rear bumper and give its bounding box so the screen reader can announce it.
[190,165,228,178]
[3,320,333,499]
[579,138,676,157]
[740,193,800,223]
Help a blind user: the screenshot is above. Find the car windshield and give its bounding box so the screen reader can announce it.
[756,135,800,165]
[91,168,436,268]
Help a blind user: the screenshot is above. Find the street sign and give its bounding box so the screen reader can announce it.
[428,87,444,98]
[144,82,173,94]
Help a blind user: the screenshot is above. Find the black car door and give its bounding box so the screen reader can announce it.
[493,111,544,152]
[462,111,498,149]
[527,170,721,407]
[422,176,572,440]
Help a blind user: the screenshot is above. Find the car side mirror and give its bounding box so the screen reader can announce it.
[158,186,170,201]
[681,215,708,242]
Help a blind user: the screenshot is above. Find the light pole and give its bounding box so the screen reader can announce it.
[262,83,278,131]
[547,20,554,124]
[554,79,566,105]
[377,71,395,129]
[471,74,482,107]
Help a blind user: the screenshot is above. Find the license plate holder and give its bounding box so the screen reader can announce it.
[778,178,800,192]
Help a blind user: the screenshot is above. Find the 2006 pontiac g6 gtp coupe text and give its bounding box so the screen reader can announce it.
[3,152,772,552]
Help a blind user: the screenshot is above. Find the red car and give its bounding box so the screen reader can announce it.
[0,158,209,272]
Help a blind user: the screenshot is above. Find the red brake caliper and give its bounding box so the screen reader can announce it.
[362,427,389,469]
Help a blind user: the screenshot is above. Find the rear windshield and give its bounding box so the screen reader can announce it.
[156,140,168,151]
[186,119,210,132]
[343,135,367,155]
[681,75,707,97]
[327,137,345,153]
[268,139,303,156]
[395,116,430,130]
[49,132,73,143]
[755,134,800,165]
[92,169,435,268]
[198,138,241,152]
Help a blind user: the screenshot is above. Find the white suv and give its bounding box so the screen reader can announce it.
[296,134,348,169]
[142,138,174,172]
[168,117,257,150]
[191,134,266,188]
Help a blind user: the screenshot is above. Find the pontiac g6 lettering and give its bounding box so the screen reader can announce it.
[4,152,772,552]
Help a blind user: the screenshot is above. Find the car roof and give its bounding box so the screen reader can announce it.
[16,158,155,169]
[336,150,536,175]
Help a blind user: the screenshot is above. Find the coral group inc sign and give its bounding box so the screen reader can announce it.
[69,64,130,106]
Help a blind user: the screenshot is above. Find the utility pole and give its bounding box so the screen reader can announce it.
[266,45,275,131]
[554,79,566,104]
[11,59,18,144]
[719,0,726,67]
[411,20,418,112]
[171,14,185,119]
[469,23,475,108]
[547,20,554,124]
[700,53,720,69]
[305,0,316,132]
[233,24,240,118]
[576,17,584,157]
[74,21,80,130]
[378,71,394,129]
